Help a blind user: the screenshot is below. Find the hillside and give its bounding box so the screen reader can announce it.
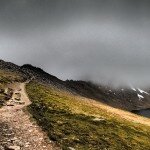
[0,69,25,107]
[26,81,150,149]
[1,59,150,111]
[0,69,59,149]
[21,62,150,111]
[0,59,150,149]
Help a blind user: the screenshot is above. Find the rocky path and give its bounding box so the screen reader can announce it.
[0,82,59,150]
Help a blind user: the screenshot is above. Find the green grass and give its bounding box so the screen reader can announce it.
[26,81,150,150]
[0,70,24,85]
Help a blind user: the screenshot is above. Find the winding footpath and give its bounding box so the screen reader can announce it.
[0,82,59,150]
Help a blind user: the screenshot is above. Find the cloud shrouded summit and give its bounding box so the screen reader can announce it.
[0,0,150,87]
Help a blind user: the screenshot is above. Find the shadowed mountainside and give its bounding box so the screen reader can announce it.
[1,59,150,111]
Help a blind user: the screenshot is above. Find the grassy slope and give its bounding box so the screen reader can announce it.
[26,81,150,150]
[0,70,24,107]
[0,70,24,86]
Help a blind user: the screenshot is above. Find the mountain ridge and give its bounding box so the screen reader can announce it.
[0,59,150,149]
[1,59,150,111]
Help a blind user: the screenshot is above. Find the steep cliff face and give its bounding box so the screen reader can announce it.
[1,59,150,111]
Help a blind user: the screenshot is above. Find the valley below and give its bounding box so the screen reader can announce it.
[132,108,150,118]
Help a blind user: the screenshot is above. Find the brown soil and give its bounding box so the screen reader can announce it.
[0,82,60,150]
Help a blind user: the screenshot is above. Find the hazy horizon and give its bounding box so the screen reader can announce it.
[1,0,150,87]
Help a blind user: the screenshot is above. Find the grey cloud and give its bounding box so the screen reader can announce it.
[0,0,150,87]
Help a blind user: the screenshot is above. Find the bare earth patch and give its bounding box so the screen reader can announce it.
[0,82,60,150]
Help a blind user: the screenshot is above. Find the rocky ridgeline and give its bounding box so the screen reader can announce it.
[0,60,28,81]
[0,60,20,72]
[21,64,63,85]
[1,59,150,111]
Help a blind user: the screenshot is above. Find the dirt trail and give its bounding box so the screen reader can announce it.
[0,82,59,150]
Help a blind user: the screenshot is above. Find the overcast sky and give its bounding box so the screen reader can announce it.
[0,0,150,87]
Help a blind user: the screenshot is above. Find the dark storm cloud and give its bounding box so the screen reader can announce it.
[1,0,150,87]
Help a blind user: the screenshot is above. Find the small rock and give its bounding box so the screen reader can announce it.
[18,102,25,105]
[93,118,105,122]
[10,137,18,141]
[15,93,20,95]
[25,144,29,148]
[0,146,4,150]
[28,129,32,132]
[6,103,14,106]
[5,133,12,136]
[5,145,20,150]
[15,98,21,101]
[17,141,24,147]
[68,147,75,150]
